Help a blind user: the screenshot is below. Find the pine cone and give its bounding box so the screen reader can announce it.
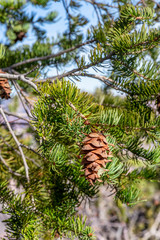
[81,132,112,185]
[0,70,11,99]
[14,31,26,43]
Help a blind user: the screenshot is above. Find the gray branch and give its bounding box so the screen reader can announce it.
[72,72,129,94]
[0,107,30,182]
[3,110,30,123]
[0,73,38,91]
[12,81,32,118]
[143,211,160,239]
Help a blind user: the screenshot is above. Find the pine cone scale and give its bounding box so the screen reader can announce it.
[84,153,100,161]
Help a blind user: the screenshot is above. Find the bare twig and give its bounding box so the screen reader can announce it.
[24,64,40,77]
[1,122,30,126]
[3,110,30,123]
[83,0,118,9]
[0,107,30,182]
[12,81,32,118]
[85,0,101,24]
[62,0,72,40]
[19,89,34,109]
[3,40,95,71]
[72,72,129,94]
[0,152,22,177]
[15,81,34,111]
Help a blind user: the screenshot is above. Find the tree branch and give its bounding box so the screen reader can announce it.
[0,73,38,91]
[42,51,115,81]
[83,0,118,9]
[143,211,160,239]
[72,72,129,94]
[3,110,30,123]
[3,40,95,71]
[0,107,30,182]
[12,81,32,118]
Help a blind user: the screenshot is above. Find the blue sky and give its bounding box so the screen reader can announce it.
[27,1,106,93]
[2,1,159,94]
[1,0,115,93]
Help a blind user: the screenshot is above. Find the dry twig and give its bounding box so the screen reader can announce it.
[0,107,30,182]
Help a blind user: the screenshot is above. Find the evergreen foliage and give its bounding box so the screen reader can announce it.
[0,0,160,239]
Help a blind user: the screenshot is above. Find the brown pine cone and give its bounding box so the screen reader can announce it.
[81,132,112,185]
[14,31,26,43]
[0,70,11,99]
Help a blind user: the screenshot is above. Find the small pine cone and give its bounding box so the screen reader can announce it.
[0,70,11,99]
[81,132,112,185]
[14,31,26,43]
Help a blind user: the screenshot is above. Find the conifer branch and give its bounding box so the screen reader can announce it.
[0,2,160,238]
[3,40,95,70]
[101,123,156,132]
[117,60,155,82]
[132,69,152,81]
[131,35,160,49]
[68,101,88,121]
[0,107,30,182]
[0,136,41,168]
[126,44,157,55]
[0,152,22,177]
[20,143,42,158]
[44,51,115,80]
